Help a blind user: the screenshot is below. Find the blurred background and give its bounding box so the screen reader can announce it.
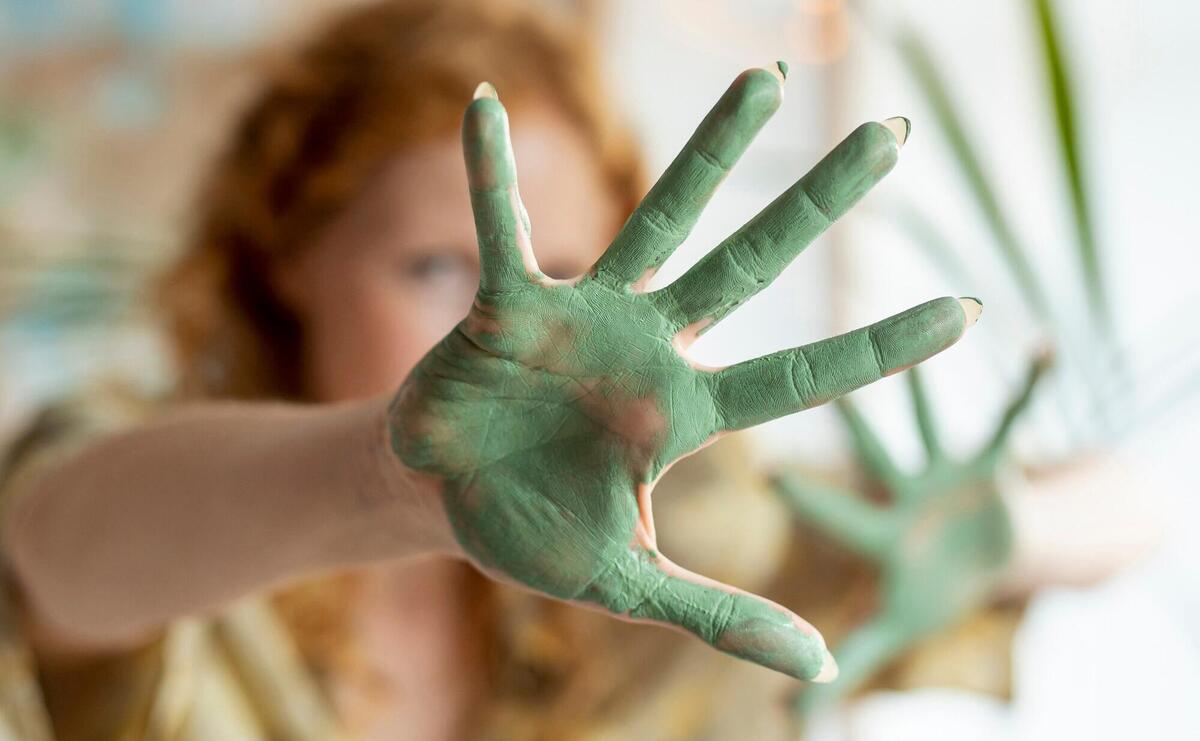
[2,0,1197,738]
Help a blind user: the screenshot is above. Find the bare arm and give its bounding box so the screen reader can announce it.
[4,395,455,648]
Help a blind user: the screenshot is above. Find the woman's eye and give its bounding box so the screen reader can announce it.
[394,251,478,300]
[402,253,467,280]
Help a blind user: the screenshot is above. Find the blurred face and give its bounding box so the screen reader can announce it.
[274,106,625,402]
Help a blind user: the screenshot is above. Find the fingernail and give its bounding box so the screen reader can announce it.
[882,116,911,148]
[812,648,839,683]
[773,60,790,82]
[473,81,498,100]
[958,296,983,328]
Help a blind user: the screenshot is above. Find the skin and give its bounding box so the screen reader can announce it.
[7,67,979,726]
[390,66,976,682]
[19,108,623,741]
[776,355,1051,713]
[278,106,620,402]
[275,108,623,738]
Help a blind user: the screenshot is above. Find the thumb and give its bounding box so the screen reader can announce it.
[578,549,838,682]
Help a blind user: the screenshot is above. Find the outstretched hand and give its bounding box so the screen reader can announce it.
[389,65,979,682]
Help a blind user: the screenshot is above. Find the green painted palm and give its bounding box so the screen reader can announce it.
[777,357,1049,708]
[390,67,977,682]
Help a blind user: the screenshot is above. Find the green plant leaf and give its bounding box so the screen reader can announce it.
[1030,0,1109,333]
[891,196,977,290]
[896,27,1055,328]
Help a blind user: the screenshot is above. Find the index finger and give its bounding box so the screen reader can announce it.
[710,297,980,431]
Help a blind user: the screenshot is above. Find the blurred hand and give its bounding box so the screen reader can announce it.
[776,359,1048,707]
[390,66,978,681]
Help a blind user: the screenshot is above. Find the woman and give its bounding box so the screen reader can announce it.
[0,1,976,738]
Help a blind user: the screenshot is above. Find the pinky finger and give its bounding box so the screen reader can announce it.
[462,83,537,292]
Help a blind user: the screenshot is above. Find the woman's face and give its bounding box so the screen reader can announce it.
[275,107,626,402]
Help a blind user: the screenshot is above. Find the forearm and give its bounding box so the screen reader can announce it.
[5,395,455,647]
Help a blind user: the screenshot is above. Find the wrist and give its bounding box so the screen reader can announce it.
[325,396,462,566]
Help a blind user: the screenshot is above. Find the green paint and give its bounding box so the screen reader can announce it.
[777,357,1049,711]
[592,68,783,288]
[654,121,902,332]
[391,69,974,681]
